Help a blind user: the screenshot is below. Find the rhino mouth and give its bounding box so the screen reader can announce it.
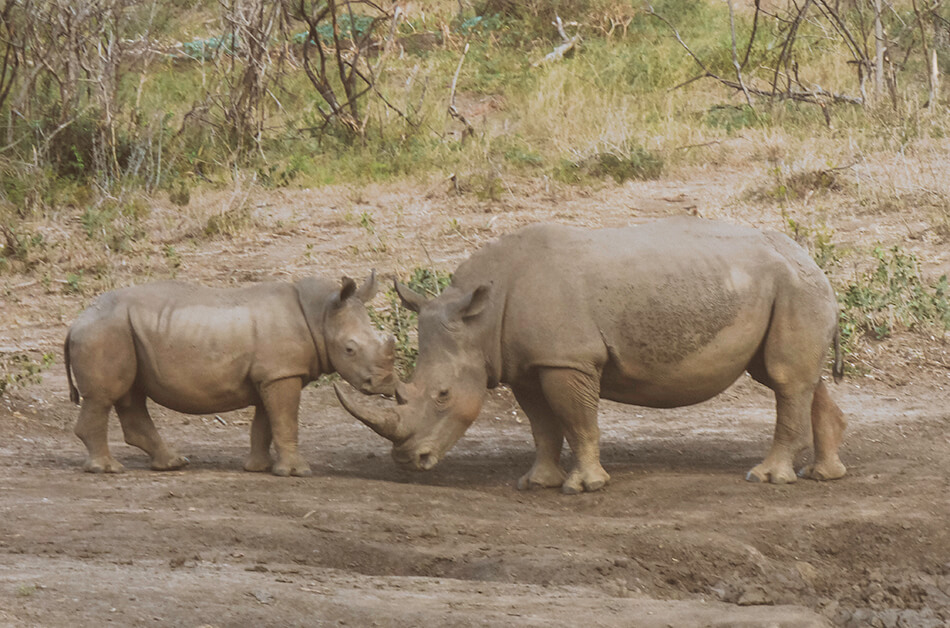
[393,448,439,471]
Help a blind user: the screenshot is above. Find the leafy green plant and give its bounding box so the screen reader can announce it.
[0,352,55,398]
[369,268,452,377]
[839,246,950,346]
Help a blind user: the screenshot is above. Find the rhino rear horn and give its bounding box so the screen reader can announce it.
[334,382,409,444]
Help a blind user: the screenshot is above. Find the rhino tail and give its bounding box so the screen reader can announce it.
[64,333,80,405]
[832,325,844,384]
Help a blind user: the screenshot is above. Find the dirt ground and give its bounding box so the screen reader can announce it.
[1,173,949,627]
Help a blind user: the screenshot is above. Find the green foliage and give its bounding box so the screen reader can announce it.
[839,246,950,345]
[291,14,376,45]
[783,216,840,271]
[369,267,452,377]
[0,352,55,398]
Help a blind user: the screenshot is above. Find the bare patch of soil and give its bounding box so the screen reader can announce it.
[1,175,949,626]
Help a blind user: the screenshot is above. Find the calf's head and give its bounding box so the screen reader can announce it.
[335,280,492,471]
[313,272,396,395]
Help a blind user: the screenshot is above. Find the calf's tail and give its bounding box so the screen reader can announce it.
[832,325,844,384]
[64,333,80,405]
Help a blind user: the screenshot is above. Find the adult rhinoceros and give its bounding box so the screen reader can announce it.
[335,217,848,493]
[66,272,395,477]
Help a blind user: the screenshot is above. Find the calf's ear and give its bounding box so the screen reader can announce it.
[338,276,358,303]
[355,269,379,302]
[395,280,428,313]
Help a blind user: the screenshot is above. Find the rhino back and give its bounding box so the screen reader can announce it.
[458,218,832,403]
[122,282,314,413]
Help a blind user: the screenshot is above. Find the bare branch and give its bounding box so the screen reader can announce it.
[448,42,474,141]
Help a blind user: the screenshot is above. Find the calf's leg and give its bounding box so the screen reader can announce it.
[75,399,124,473]
[115,392,188,471]
[244,406,274,472]
[260,377,311,477]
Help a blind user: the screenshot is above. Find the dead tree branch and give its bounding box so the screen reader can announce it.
[532,15,580,67]
[448,42,474,141]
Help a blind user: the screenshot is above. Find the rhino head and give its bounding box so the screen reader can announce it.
[300,271,397,396]
[335,279,493,471]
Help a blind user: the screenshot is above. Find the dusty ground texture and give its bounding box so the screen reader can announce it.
[1,172,949,627]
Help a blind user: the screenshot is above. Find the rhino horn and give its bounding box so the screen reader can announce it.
[334,382,408,443]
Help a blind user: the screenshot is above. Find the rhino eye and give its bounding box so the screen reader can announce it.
[437,389,450,402]
[344,343,356,356]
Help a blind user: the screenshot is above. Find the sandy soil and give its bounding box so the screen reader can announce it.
[1,174,949,627]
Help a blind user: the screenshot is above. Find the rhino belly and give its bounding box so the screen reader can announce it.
[598,307,768,409]
[136,355,259,415]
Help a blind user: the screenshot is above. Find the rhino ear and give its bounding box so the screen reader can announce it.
[338,276,358,303]
[451,284,491,321]
[354,270,379,303]
[395,280,428,313]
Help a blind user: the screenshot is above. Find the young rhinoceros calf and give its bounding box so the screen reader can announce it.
[335,217,848,494]
[65,272,395,477]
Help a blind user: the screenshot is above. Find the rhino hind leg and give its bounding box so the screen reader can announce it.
[244,406,274,472]
[115,392,189,471]
[537,368,610,494]
[260,377,311,477]
[511,383,567,491]
[798,380,847,481]
[746,386,815,484]
[75,399,125,473]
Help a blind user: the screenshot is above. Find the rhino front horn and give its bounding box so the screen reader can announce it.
[334,382,408,444]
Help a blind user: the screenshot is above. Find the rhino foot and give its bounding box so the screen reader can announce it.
[272,457,312,477]
[243,454,274,473]
[561,466,610,494]
[745,462,797,484]
[797,460,846,481]
[83,456,125,474]
[517,464,567,491]
[150,454,189,471]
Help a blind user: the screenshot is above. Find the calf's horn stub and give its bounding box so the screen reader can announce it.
[334,382,408,443]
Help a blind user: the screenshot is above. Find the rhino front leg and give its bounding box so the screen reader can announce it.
[747,386,814,484]
[511,383,567,490]
[260,377,311,477]
[75,399,125,473]
[115,392,189,471]
[538,367,610,494]
[244,406,274,472]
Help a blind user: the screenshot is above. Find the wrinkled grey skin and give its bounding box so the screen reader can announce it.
[336,217,848,494]
[66,272,395,477]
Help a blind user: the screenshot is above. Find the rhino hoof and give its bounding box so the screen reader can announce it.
[798,461,847,481]
[244,456,274,473]
[83,457,125,474]
[152,455,189,471]
[273,463,312,478]
[746,465,797,484]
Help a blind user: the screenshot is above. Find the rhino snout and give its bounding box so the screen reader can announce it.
[361,372,396,396]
